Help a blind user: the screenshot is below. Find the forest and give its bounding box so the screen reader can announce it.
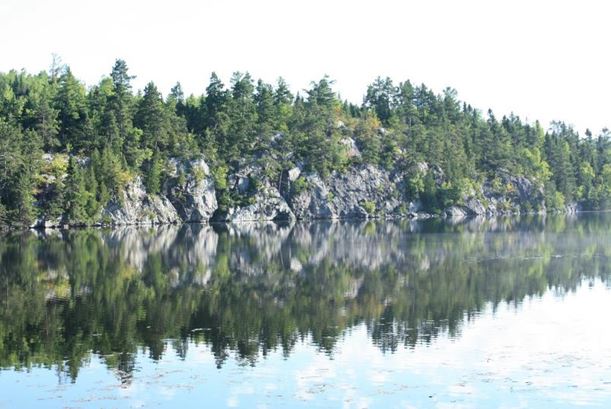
[0,59,609,227]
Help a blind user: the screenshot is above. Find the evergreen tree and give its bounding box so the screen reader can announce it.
[363,77,396,126]
[202,72,230,154]
[226,72,257,162]
[65,157,89,224]
[0,121,41,226]
[1,63,611,228]
[135,82,168,151]
[55,68,90,152]
[254,79,275,150]
[144,153,163,195]
[106,59,135,152]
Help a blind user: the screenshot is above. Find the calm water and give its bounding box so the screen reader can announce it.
[0,213,610,408]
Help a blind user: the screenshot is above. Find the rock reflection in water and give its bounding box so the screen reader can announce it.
[0,213,609,382]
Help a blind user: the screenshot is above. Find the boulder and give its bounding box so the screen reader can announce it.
[30,216,62,229]
[340,137,361,158]
[287,167,301,182]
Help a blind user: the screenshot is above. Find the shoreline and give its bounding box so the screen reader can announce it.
[18,207,602,233]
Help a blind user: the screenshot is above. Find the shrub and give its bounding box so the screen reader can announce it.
[211,165,228,190]
[361,200,376,215]
[292,177,309,195]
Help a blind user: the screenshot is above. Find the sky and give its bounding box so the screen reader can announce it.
[1,0,609,134]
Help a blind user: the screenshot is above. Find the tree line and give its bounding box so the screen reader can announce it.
[0,59,609,226]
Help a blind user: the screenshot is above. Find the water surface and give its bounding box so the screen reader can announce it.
[0,214,610,408]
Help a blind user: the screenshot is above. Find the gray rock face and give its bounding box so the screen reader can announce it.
[215,164,296,223]
[290,174,335,219]
[443,206,469,219]
[290,164,405,220]
[287,167,301,182]
[103,176,180,225]
[464,198,487,215]
[166,158,218,222]
[101,157,217,226]
[443,171,546,219]
[221,188,295,222]
[31,217,63,229]
[340,137,361,158]
[30,152,560,228]
[482,172,546,214]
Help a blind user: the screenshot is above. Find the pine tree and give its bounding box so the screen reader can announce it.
[135,82,168,151]
[202,72,230,154]
[55,68,90,152]
[106,59,135,152]
[226,72,257,161]
[144,153,163,195]
[65,157,89,224]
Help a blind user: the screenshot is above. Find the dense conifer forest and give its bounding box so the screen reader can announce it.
[0,59,609,227]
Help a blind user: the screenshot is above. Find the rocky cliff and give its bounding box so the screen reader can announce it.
[289,164,406,220]
[33,155,554,228]
[443,171,547,220]
[212,163,294,223]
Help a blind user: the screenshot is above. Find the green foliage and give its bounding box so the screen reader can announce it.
[406,170,425,199]
[64,157,90,223]
[543,180,565,211]
[291,177,309,195]
[0,120,42,226]
[144,154,163,195]
[0,60,610,227]
[361,200,376,215]
[192,164,205,184]
[55,68,91,152]
[211,164,229,190]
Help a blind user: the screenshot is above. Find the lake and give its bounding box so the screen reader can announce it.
[0,213,610,408]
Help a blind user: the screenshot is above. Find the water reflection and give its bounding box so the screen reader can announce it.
[0,213,609,382]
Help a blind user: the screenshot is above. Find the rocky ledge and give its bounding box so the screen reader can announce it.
[32,156,565,228]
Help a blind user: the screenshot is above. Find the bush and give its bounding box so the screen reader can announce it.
[192,165,206,184]
[292,177,309,195]
[211,165,229,190]
[406,171,425,199]
[361,200,376,215]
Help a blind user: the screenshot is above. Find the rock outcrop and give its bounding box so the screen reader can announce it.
[30,153,555,228]
[216,188,294,222]
[457,171,546,217]
[166,158,217,222]
[289,164,406,220]
[99,160,548,225]
[103,176,180,225]
[213,164,295,223]
[99,157,218,226]
[443,206,470,219]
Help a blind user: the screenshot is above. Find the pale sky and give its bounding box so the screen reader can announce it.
[1,0,609,134]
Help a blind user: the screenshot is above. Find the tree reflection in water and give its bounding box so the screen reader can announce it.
[0,213,609,383]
